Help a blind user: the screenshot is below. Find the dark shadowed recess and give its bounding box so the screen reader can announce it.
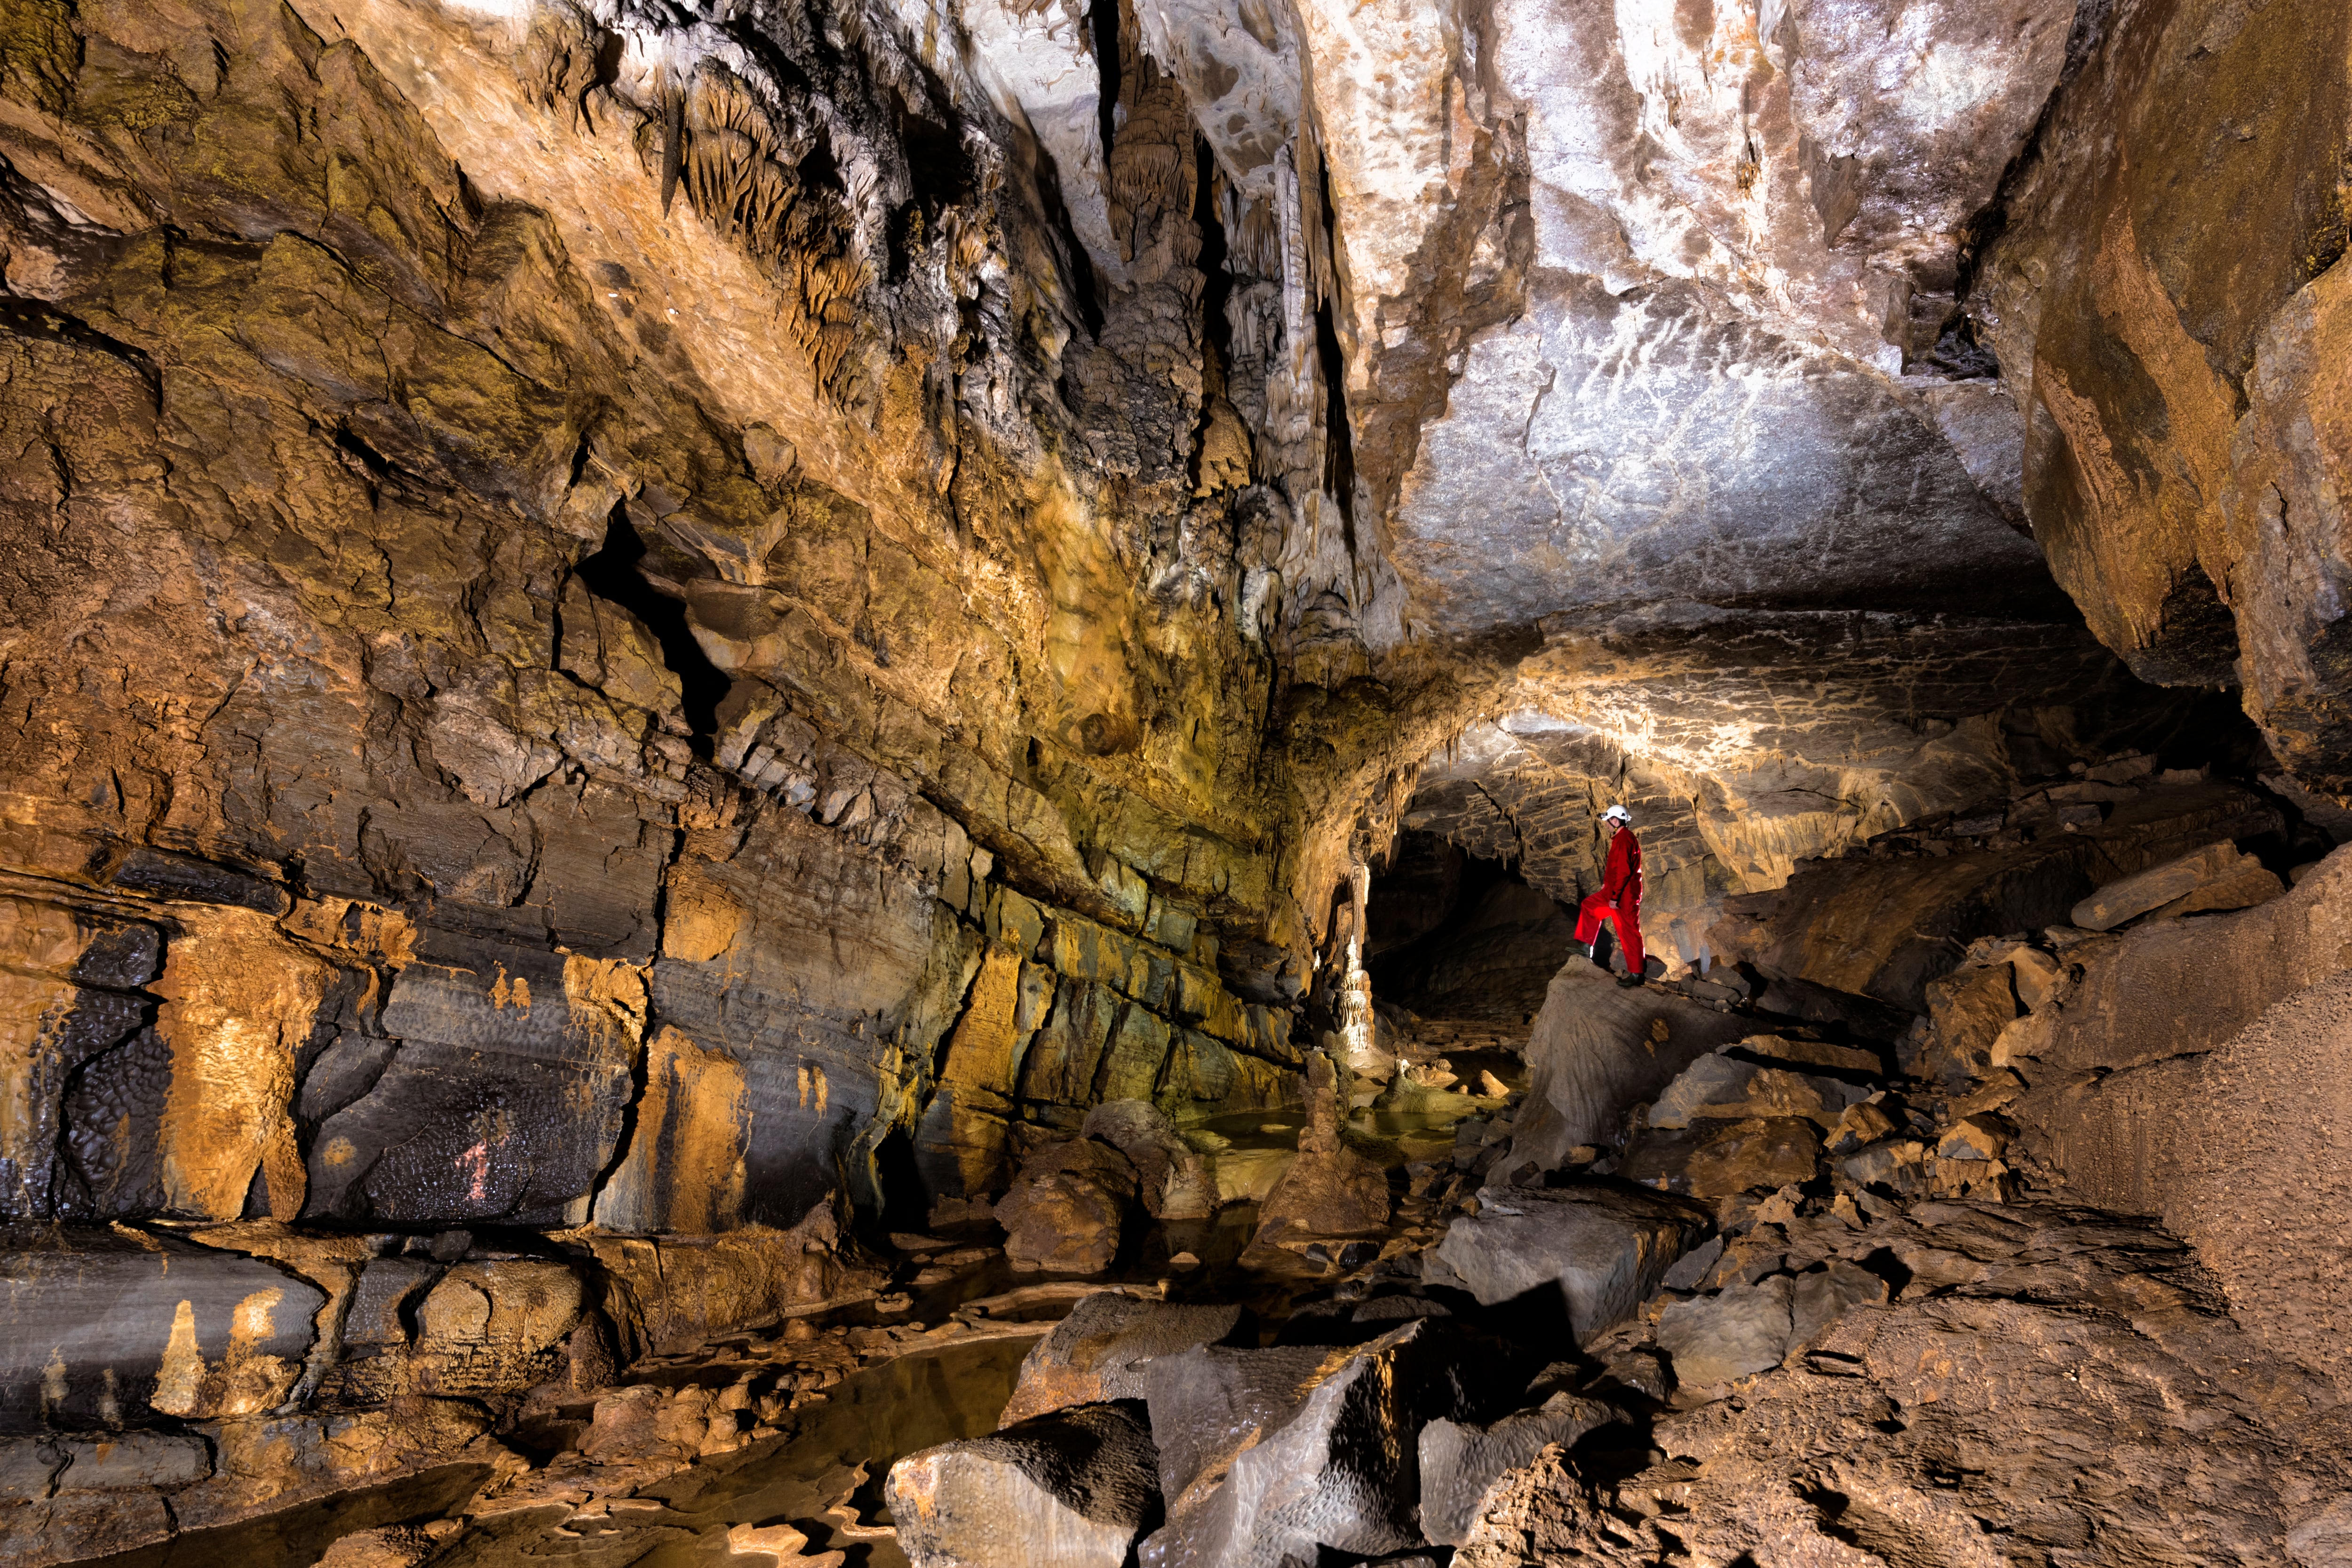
[1367,834,1580,1024]
[571,504,731,751]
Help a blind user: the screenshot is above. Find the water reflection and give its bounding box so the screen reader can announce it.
[430,1334,1038,1568]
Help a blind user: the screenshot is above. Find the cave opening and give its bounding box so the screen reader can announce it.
[1365,831,1584,1027]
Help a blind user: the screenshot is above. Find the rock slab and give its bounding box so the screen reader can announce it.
[1140,1321,1478,1567]
[889,1401,1162,1568]
[1424,1184,1709,1338]
[999,1294,1244,1426]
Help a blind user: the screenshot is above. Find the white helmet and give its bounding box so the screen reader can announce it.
[1603,804,1631,824]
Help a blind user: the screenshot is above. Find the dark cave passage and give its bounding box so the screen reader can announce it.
[1364,831,1583,1026]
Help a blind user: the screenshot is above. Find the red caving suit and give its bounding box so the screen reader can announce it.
[1575,826,1645,978]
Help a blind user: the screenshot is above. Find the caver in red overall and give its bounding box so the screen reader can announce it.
[1575,820,1644,978]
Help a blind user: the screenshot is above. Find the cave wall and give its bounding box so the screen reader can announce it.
[1978,0,2352,791]
[2005,848,2352,1395]
[0,0,1382,1240]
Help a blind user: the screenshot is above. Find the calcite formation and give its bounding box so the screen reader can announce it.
[0,0,2346,1560]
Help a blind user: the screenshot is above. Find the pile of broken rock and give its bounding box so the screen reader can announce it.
[885,1007,2349,1566]
[884,838,2352,1567]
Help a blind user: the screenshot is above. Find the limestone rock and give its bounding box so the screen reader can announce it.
[1715,786,2284,1010]
[1460,1209,2327,1568]
[1643,1055,1754,1129]
[1830,1099,1899,1154]
[0,1228,323,1431]
[2070,843,2267,931]
[1418,1391,1618,1546]
[1684,1118,1825,1200]
[1656,1260,1889,1391]
[1920,962,2018,1087]
[2009,849,2352,1389]
[53,1432,212,1492]
[1506,964,1753,1175]
[1140,1320,1478,1566]
[1081,1101,1215,1220]
[1726,1036,1883,1075]
[995,1142,1139,1275]
[1976,0,2352,784]
[1840,1138,1932,1198]
[999,1294,1246,1426]
[2004,947,2067,1011]
[1656,1275,1796,1388]
[1647,1058,1866,1131]
[1938,1114,2011,1163]
[1254,1052,1388,1243]
[2148,864,2287,923]
[0,0,2345,1558]
[888,1402,1162,1568]
[1423,1184,1709,1338]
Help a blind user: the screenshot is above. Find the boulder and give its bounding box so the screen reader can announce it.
[996,1141,1138,1274]
[1504,963,1753,1175]
[1000,1294,1245,1426]
[1790,1260,1892,1342]
[1647,1057,1867,1130]
[889,1401,1162,1568]
[1082,1101,1215,1220]
[2069,842,2260,931]
[2003,947,2067,1011]
[1655,1262,1887,1389]
[1830,1098,1899,1152]
[1643,1055,1753,1128]
[1418,1390,1618,1545]
[1139,1321,1478,1567]
[1938,1114,2011,1162]
[1840,1138,1931,1196]
[2148,862,2286,922]
[1919,963,2018,1086]
[1141,1342,1338,1505]
[1660,1234,1724,1291]
[1423,1183,1709,1338]
[1657,1275,1794,1386]
[1684,1117,1823,1199]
